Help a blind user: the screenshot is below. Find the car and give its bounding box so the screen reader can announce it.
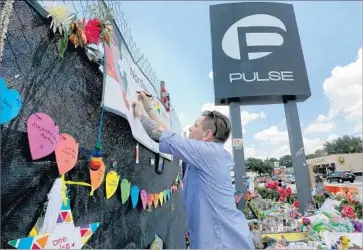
[326,171,355,183]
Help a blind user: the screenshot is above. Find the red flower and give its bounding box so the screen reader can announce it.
[293,200,299,208]
[84,18,101,44]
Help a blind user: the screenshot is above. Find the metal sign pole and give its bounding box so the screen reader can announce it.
[284,99,312,213]
[229,102,247,210]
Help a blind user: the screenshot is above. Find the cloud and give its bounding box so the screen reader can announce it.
[316,114,329,123]
[304,121,335,133]
[208,71,213,80]
[253,126,325,158]
[323,47,362,126]
[254,126,288,145]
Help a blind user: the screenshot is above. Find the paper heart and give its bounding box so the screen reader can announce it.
[0,78,22,124]
[180,180,184,190]
[140,190,147,210]
[158,192,164,206]
[147,194,154,211]
[55,133,79,175]
[90,161,106,194]
[120,179,131,204]
[131,186,140,209]
[27,113,59,160]
[163,190,167,202]
[105,171,120,199]
[166,189,171,200]
[153,194,159,208]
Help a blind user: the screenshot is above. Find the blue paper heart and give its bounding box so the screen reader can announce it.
[1,78,22,124]
[131,185,140,209]
[166,189,171,200]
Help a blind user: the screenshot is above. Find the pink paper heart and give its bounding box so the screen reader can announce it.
[140,190,147,210]
[27,113,59,160]
[55,133,79,175]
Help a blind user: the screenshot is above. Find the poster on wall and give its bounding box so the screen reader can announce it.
[101,30,173,160]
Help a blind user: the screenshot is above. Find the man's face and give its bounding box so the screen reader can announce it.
[188,116,213,141]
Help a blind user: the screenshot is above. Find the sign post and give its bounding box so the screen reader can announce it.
[229,102,247,210]
[209,2,313,212]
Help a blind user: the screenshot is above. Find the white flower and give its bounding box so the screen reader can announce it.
[45,5,74,35]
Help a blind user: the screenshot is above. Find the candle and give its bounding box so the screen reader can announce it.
[136,143,139,164]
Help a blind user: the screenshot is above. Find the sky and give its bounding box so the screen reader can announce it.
[45,0,362,159]
[115,1,362,159]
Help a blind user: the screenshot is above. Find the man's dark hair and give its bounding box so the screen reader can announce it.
[201,110,231,143]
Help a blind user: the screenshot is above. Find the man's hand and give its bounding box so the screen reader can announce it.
[132,101,144,117]
[138,90,153,111]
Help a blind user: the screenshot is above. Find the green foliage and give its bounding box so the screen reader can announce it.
[336,199,363,219]
[246,158,273,176]
[279,155,292,168]
[323,135,362,155]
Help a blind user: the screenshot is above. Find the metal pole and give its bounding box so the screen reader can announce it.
[229,102,247,210]
[284,99,312,213]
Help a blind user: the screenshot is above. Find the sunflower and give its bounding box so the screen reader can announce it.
[45,5,74,35]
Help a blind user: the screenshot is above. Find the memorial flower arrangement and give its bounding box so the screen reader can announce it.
[45,4,113,58]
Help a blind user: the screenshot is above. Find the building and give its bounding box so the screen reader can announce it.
[306,153,363,177]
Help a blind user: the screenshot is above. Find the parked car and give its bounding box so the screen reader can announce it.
[326,171,355,183]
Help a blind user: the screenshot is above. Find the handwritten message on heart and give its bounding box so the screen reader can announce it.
[140,190,147,210]
[90,161,106,193]
[55,133,79,175]
[0,78,22,124]
[27,113,59,160]
[105,171,120,199]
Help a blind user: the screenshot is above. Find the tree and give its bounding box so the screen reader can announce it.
[323,135,362,155]
[246,158,272,176]
[279,155,292,168]
[306,154,316,159]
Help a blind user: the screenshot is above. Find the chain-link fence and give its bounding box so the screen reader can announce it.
[35,0,182,133]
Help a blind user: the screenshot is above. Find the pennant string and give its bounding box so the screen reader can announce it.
[97,105,105,144]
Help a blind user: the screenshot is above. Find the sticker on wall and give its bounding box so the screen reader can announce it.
[120,179,131,204]
[55,133,79,175]
[0,78,22,124]
[105,171,120,199]
[27,113,59,160]
[140,190,147,210]
[232,138,243,150]
[131,186,140,208]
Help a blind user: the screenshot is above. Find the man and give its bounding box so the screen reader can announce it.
[132,91,254,249]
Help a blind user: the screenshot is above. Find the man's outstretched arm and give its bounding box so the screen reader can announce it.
[133,101,202,166]
[139,112,165,143]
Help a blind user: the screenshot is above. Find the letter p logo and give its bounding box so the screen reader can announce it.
[222,14,287,60]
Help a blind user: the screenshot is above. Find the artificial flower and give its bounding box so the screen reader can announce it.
[46,5,74,35]
[84,18,102,44]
